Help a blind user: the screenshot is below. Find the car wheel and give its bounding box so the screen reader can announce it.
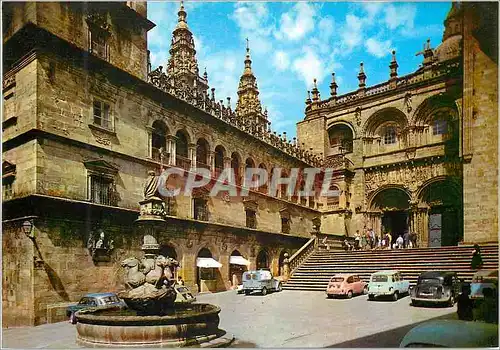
[392,291,399,301]
[368,294,375,301]
[261,287,267,296]
[448,295,455,307]
[245,290,251,295]
[411,299,419,307]
[70,312,77,324]
[277,283,282,292]
[347,290,353,299]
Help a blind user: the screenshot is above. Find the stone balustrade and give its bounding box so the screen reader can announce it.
[148,66,323,168]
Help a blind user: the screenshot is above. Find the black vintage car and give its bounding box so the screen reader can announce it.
[411,271,461,307]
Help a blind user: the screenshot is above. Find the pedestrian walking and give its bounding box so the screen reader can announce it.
[386,232,393,250]
[396,235,404,249]
[403,231,410,248]
[354,230,361,250]
[471,244,483,270]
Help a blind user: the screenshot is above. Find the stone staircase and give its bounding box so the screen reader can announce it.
[284,244,499,291]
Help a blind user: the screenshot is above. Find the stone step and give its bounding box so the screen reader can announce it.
[286,244,498,292]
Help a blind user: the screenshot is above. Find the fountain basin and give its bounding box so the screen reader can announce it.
[76,304,233,348]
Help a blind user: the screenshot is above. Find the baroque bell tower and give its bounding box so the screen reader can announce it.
[235,40,269,131]
[166,1,208,94]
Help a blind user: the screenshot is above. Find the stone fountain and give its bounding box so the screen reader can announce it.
[75,171,233,348]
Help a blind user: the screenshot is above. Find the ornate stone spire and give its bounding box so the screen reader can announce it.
[358,62,366,88]
[389,50,398,80]
[443,2,462,41]
[166,0,208,94]
[235,39,267,130]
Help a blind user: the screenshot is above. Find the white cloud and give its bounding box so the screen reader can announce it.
[384,4,416,30]
[365,38,393,58]
[273,51,290,71]
[292,48,327,87]
[340,14,364,52]
[276,3,317,41]
[318,17,335,41]
[231,3,273,55]
[362,2,383,20]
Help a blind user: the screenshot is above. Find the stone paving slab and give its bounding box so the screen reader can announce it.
[2,290,456,348]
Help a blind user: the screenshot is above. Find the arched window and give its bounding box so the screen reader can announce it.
[432,118,448,135]
[327,183,340,208]
[214,145,225,177]
[328,124,353,154]
[196,138,210,169]
[175,131,190,169]
[383,126,397,144]
[151,121,167,161]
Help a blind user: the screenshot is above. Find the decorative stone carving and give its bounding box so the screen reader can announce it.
[87,229,114,262]
[354,107,362,126]
[404,92,413,113]
[312,217,321,233]
[118,235,179,315]
[364,160,461,199]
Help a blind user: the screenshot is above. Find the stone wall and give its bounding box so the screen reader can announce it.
[3,2,149,80]
[2,221,35,327]
[462,13,499,243]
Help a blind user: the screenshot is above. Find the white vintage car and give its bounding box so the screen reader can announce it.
[367,270,410,301]
[242,269,282,296]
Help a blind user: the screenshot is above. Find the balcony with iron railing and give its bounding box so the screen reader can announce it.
[175,155,191,170]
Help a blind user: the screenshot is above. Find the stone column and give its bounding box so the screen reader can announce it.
[167,136,176,166]
[146,126,153,158]
[189,143,196,170]
[209,151,216,175]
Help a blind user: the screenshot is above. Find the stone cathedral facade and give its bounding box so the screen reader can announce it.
[2,2,498,327]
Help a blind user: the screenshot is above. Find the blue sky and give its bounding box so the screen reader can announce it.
[147,1,452,138]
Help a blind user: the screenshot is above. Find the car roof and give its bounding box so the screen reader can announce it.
[331,273,357,278]
[84,293,117,298]
[473,269,498,278]
[372,270,400,275]
[419,271,456,278]
[400,320,499,348]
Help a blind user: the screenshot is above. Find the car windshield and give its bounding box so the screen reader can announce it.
[372,275,388,282]
[177,287,189,293]
[419,278,441,284]
[78,297,96,305]
[330,277,344,282]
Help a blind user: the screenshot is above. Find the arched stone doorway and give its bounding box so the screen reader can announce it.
[196,248,220,293]
[256,249,269,269]
[229,250,249,287]
[417,179,462,247]
[370,187,411,240]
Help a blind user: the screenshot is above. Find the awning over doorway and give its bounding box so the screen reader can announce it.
[229,256,250,266]
[196,257,222,268]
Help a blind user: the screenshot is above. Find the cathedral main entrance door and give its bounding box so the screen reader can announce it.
[382,210,409,239]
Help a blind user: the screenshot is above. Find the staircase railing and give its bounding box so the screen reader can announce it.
[289,237,317,275]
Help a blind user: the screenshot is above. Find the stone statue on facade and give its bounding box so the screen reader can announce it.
[117,235,179,315]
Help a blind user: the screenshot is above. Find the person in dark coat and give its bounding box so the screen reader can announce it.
[457,284,474,321]
[471,244,484,270]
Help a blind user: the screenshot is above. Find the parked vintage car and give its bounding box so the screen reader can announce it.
[66,292,125,324]
[174,284,196,303]
[470,269,498,300]
[399,320,498,348]
[411,271,461,306]
[242,269,282,295]
[326,273,367,299]
[367,270,410,301]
